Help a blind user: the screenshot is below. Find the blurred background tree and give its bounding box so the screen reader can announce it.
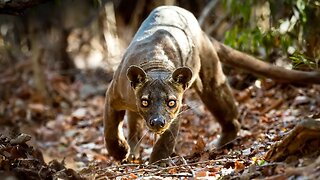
[218,0,320,71]
[199,0,319,88]
[0,0,319,103]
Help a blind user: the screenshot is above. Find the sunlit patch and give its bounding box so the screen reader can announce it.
[254,80,261,89]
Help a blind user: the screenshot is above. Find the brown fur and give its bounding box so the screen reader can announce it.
[104,6,239,163]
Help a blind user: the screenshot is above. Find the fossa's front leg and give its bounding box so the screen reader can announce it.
[127,111,144,160]
[149,118,180,163]
[104,100,129,161]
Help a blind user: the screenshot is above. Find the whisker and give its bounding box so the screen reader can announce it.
[177,102,202,117]
[153,133,158,145]
[168,128,176,142]
[128,131,138,143]
[132,130,148,153]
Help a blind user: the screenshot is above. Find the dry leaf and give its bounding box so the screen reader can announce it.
[235,160,245,171]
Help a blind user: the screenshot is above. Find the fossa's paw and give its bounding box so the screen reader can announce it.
[151,159,172,167]
[213,120,241,148]
[125,154,142,164]
[149,149,177,164]
[105,138,130,161]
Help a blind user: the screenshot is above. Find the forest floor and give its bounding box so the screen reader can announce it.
[1,61,320,179]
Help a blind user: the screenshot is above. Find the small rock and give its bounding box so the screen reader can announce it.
[10,133,31,145]
[292,96,310,106]
[72,108,87,119]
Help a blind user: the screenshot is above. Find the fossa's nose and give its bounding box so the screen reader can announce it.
[149,117,165,128]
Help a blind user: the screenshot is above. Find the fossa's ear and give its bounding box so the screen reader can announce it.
[171,67,193,90]
[127,65,147,89]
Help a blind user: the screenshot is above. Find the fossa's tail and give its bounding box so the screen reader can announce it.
[210,37,320,84]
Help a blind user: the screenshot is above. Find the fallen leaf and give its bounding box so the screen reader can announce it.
[129,173,138,179]
[235,160,245,171]
[192,136,206,154]
[195,170,208,177]
[168,168,177,174]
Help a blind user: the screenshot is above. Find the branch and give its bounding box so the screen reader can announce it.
[0,0,51,15]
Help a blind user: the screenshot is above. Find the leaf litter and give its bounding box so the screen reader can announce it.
[1,62,320,179]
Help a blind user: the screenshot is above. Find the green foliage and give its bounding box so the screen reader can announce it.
[290,52,319,69]
[224,0,252,23]
[92,0,102,7]
[296,0,307,23]
[224,27,264,54]
[222,0,320,70]
[257,159,266,166]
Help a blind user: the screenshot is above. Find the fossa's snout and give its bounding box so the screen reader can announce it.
[149,116,165,129]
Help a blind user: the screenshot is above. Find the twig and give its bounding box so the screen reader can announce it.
[95,157,240,179]
[261,99,284,114]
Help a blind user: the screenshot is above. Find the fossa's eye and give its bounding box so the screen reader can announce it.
[141,99,149,107]
[167,100,176,108]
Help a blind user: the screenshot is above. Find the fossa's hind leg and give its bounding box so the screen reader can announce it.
[195,77,240,147]
[196,34,240,147]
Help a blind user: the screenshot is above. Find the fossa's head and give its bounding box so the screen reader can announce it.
[127,65,192,134]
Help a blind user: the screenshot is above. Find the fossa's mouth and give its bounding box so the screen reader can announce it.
[146,122,171,135]
[147,126,167,135]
